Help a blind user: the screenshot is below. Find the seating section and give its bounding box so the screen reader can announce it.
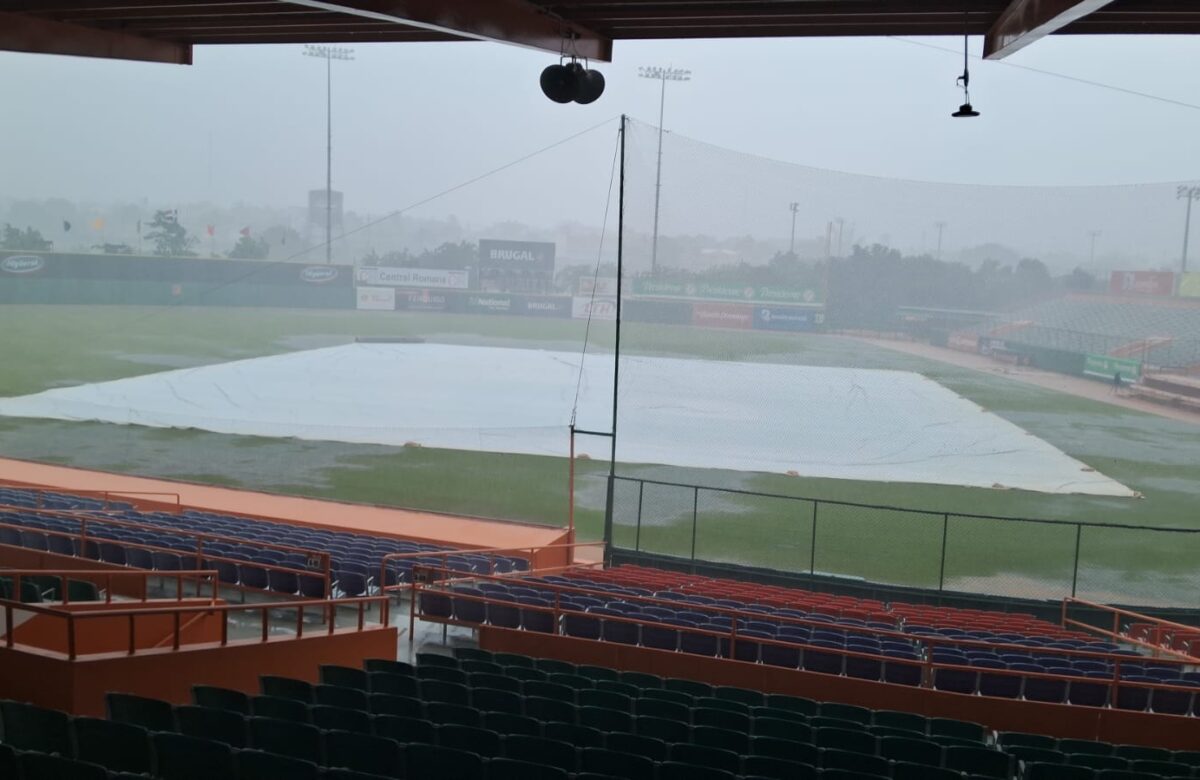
[0,486,527,599]
[417,565,1198,715]
[4,650,1199,780]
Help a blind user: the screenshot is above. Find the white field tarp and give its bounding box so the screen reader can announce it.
[0,343,1133,496]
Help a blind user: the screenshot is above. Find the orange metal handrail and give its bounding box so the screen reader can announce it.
[0,487,182,511]
[0,568,219,605]
[1063,597,1200,662]
[378,541,606,597]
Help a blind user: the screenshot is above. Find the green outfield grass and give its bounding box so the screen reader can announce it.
[0,304,1197,605]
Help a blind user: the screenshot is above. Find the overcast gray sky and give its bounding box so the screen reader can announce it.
[2,34,1199,263]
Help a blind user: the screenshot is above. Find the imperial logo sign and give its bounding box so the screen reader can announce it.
[1,255,46,274]
[300,266,340,284]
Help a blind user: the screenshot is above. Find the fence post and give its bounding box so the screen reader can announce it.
[690,487,699,572]
[809,502,818,578]
[634,480,645,553]
[1071,524,1083,598]
[938,514,949,599]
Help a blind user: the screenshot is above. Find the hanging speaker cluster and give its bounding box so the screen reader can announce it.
[541,59,606,104]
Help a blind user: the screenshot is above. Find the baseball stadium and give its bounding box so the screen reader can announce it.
[2,4,1200,780]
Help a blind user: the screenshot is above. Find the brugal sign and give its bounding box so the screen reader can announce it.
[478,239,555,274]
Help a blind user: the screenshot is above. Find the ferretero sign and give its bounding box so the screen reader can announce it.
[356,266,469,289]
[478,239,555,273]
[633,279,821,305]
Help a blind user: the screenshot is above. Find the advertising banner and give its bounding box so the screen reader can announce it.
[395,288,451,312]
[355,286,395,311]
[478,239,555,273]
[578,276,620,297]
[692,302,754,330]
[1179,272,1200,299]
[572,296,617,321]
[1109,270,1175,297]
[622,298,692,325]
[520,296,572,318]
[466,293,515,314]
[1084,354,1141,382]
[752,306,820,332]
[632,278,821,305]
[0,252,354,287]
[355,266,469,289]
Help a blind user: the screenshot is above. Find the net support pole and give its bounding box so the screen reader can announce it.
[568,425,576,542]
[602,115,626,567]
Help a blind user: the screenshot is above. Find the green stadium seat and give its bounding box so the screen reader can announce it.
[416,665,468,684]
[524,681,577,703]
[503,735,579,772]
[324,731,401,776]
[402,744,485,780]
[1070,755,1131,771]
[665,678,713,697]
[765,694,818,715]
[695,696,750,714]
[620,671,663,688]
[472,686,523,714]
[752,717,812,743]
[820,771,890,780]
[752,736,819,765]
[636,714,691,743]
[487,758,569,780]
[543,722,605,748]
[580,747,656,780]
[636,697,689,721]
[436,724,501,757]
[368,673,419,697]
[0,700,72,754]
[425,701,481,727]
[692,725,751,754]
[323,769,392,780]
[315,684,370,711]
[72,717,152,774]
[524,696,575,723]
[878,736,943,767]
[492,653,534,667]
[998,731,1057,750]
[372,714,434,744]
[0,746,16,780]
[892,762,963,780]
[578,704,634,732]
[1130,760,1191,776]
[595,679,640,697]
[1114,745,1172,762]
[869,725,926,740]
[692,707,751,732]
[577,665,620,682]
[321,664,370,691]
[234,749,320,780]
[460,660,504,675]
[816,727,877,755]
[534,658,578,675]
[106,692,176,732]
[820,747,891,776]
[416,652,460,668]
[927,717,985,742]
[152,733,236,780]
[311,704,372,733]
[1172,752,1200,768]
[1094,773,1163,780]
[1007,746,1068,765]
[943,745,1014,779]
[481,711,540,736]
[364,659,415,675]
[452,647,493,663]
[657,761,737,780]
[639,688,694,706]
[740,755,818,780]
[175,704,249,747]
[752,705,810,724]
[714,685,765,707]
[502,666,547,682]
[367,693,423,718]
[469,673,522,694]
[253,694,312,723]
[248,716,322,764]
[606,731,669,761]
[820,702,872,724]
[17,752,107,780]
[193,685,251,714]
[578,689,633,712]
[421,680,471,706]
[669,744,743,775]
[260,675,314,703]
[1060,739,1115,756]
[810,716,865,731]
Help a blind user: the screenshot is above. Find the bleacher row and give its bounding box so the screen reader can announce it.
[3,649,1199,780]
[416,568,1200,715]
[0,486,527,599]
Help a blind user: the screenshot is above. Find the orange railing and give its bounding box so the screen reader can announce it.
[0,511,332,599]
[378,540,606,597]
[1063,597,1200,662]
[1,568,391,661]
[405,570,1199,708]
[0,568,219,605]
[0,487,182,511]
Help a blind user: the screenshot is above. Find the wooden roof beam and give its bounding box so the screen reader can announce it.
[279,0,612,61]
[0,9,191,63]
[984,0,1117,59]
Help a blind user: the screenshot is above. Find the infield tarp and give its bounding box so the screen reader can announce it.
[0,343,1133,497]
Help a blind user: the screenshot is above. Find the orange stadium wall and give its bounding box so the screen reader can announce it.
[8,599,224,656]
[0,544,147,599]
[480,627,1200,751]
[0,626,398,717]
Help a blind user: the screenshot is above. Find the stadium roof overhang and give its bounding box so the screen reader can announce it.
[1,0,1198,66]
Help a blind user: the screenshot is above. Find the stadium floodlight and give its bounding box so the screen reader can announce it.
[302,44,356,264]
[1178,185,1200,273]
[789,202,800,256]
[935,221,947,260]
[639,65,693,275]
[1088,230,1101,265]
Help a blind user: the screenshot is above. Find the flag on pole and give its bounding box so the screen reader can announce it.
[239,227,251,238]
[206,225,215,237]
[90,217,105,231]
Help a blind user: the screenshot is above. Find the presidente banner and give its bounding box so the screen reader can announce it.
[1109,270,1175,297]
[753,306,822,332]
[355,286,395,311]
[355,266,469,289]
[1083,354,1141,382]
[632,279,822,305]
[1179,272,1200,299]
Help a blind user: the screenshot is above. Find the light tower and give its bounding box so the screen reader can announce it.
[638,65,691,276]
[789,202,800,256]
[302,44,355,264]
[1179,185,1200,273]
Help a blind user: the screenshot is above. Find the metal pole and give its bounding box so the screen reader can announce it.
[789,202,799,256]
[650,78,666,276]
[938,514,949,599]
[1071,524,1083,598]
[326,54,333,266]
[1184,195,1194,274]
[634,480,644,552]
[602,116,626,566]
[690,486,699,569]
[568,425,575,541]
[935,222,945,261]
[809,502,818,578]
